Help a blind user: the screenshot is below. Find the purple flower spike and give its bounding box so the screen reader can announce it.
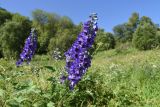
[63,13,98,90]
[16,28,37,66]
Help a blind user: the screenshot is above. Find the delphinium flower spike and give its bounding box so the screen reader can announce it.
[16,28,37,66]
[62,13,98,90]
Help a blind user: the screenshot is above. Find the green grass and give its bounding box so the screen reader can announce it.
[0,49,160,107]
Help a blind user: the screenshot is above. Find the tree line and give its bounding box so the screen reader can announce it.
[113,12,160,50]
[0,7,160,59]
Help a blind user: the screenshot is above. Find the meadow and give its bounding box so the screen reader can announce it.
[0,2,160,107]
[0,48,160,107]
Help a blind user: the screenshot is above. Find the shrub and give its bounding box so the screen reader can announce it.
[48,29,76,55]
[95,30,115,51]
[0,14,31,58]
[132,23,157,50]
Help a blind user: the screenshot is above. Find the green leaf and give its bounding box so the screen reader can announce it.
[44,66,56,72]
[47,77,56,82]
[14,96,28,103]
[0,74,5,80]
[6,99,19,106]
[42,93,52,99]
[47,101,55,107]
[0,89,5,97]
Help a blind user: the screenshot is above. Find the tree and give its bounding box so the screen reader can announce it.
[48,29,76,54]
[95,29,115,51]
[113,23,129,42]
[32,9,48,33]
[0,14,31,58]
[32,9,76,54]
[113,12,139,42]
[59,16,74,29]
[155,31,160,47]
[139,16,155,26]
[128,12,139,30]
[0,8,12,58]
[0,8,12,26]
[132,22,157,50]
[32,9,74,54]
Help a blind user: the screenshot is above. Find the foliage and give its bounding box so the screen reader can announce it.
[113,12,139,42]
[139,16,155,26]
[0,8,84,59]
[115,42,135,55]
[128,12,139,30]
[32,9,75,54]
[0,48,160,106]
[32,9,59,54]
[59,16,74,29]
[156,31,160,47]
[132,19,158,50]
[0,8,12,58]
[48,29,76,55]
[0,6,160,107]
[0,14,31,58]
[95,29,115,51]
[0,8,12,26]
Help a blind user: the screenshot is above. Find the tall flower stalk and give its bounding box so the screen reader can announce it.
[16,28,37,66]
[63,13,98,90]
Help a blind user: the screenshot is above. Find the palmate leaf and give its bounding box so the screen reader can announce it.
[44,66,56,72]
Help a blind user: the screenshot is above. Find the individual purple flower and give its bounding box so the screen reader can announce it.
[16,28,37,66]
[62,13,98,90]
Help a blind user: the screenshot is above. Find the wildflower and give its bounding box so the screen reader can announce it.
[62,13,98,90]
[52,48,62,60]
[16,28,37,66]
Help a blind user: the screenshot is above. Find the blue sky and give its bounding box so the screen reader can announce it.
[0,0,160,32]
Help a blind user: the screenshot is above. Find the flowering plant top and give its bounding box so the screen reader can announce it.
[16,28,37,66]
[62,13,98,90]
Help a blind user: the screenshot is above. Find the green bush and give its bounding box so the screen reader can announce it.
[0,14,31,59]
[132,23,158,50]
[48,29,76,55]
[95,30,115,51]
[115,42,136,55]
[32,9,75,55]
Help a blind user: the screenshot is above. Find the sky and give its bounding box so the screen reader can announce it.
[0,0,160,32]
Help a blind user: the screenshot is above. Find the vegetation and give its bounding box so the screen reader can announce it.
[0,14,31,58]
[95,29,115,51]
[113,12,139,42]
[0,7,160,106]
[0,49,160,106]
[132,16,159,50]
[0,8,114,59]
